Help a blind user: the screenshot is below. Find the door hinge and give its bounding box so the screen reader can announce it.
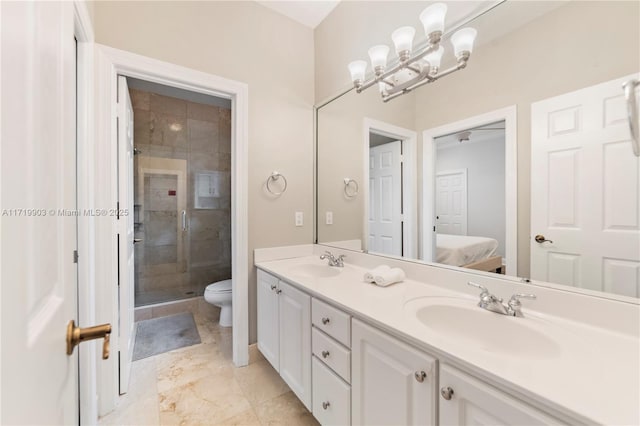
[433,226,436,232]
[73,250,79,264]
[116,201,120,220]
[399,154,404,163]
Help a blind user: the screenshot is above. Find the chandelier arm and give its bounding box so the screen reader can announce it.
[383,59,469,102]
[357,43,440,93]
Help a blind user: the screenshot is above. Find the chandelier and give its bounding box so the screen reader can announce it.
[348,3,477,102]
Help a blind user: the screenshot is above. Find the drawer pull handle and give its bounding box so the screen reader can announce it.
[276,289,282,294]
[270,285,276,291]
[322,401,330,410]
[322,317,330,325]
[414,371,427,383]
[321,350,330,358]
[440,386,454,400]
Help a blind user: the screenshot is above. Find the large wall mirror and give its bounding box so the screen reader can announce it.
[316,0,640,299]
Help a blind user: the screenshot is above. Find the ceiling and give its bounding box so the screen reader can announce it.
[256,0,341,29]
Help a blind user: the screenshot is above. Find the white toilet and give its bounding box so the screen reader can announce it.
[204,279,233,327]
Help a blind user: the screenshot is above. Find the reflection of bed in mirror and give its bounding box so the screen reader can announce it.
[436,234,503,273]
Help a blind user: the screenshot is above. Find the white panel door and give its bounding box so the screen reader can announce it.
[257,270,280,370]
[1,1,79,423]
[352,319,437,425]
[278,280,312,410]
[439,364,561,425]
[117,76,136,394]
[369,141,402,256]
[436,169,468,235]
[531,74,640,296]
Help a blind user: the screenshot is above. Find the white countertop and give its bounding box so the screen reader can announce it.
[256,254,640,425]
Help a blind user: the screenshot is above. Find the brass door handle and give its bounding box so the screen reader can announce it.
[534,234,553,244]
[66,320,112,360]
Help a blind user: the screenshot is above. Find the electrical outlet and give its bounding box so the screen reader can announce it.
[295,211,304,227]
[326,211,333,225]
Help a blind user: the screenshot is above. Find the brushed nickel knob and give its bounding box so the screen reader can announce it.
[322,401,330,410]
[322,317,330,325]
[440,386,454,400]
[270,285,276,291]
[322,350,330,358]
[276,289,282,294]
[414,371,427,383]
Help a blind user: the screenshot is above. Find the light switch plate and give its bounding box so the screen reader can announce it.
[326,211,333,225]
[295,211,304,227]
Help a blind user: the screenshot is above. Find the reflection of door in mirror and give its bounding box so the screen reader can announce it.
[432,121,506,275]
[435,169,468,235]
[369,136,402,256]
[531,74,640,298]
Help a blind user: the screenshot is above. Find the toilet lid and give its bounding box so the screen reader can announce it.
[205,279,232,293]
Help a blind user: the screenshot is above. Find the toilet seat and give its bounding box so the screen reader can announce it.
[205,279,232,293]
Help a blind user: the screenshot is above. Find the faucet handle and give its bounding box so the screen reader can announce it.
[508,293,537,305]
[467,281,489,295]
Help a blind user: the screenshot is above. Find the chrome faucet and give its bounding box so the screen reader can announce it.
[320,251,346,267]
[468,282,536,317]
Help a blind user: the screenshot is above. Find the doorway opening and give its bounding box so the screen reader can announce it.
[422,106,517,276]
[363,118,418,259]
[125,78,233,308]
[434,121,506,274]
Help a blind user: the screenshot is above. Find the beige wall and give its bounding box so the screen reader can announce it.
[94,1,315,343]
[315,1,639,278]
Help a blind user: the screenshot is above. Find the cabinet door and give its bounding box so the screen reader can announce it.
[257,270,280,371]
[352,319,437,425]
[439,364,563,425]
[279,280,312,410]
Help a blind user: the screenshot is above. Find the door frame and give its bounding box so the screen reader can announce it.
[422,105,517,275]
[94,44,249,415]
[73,1,99,424]
[363,118,418,258]
[435,168,468,235]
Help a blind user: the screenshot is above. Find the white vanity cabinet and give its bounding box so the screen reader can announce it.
[256,270,312,410]
[352,319,438,425]
[439,364,563,425]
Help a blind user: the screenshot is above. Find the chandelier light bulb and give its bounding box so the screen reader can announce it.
[424,46,444,69]
[420,3,447,38]
[451,27,477,58]
[348,60,368,84]
[368,45,390,74]
[391,26,416,60]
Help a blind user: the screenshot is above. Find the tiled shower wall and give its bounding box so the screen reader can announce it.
[131,88,231,306]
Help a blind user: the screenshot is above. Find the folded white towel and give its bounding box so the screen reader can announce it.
[373,268,406,287]
[363,265,390,283]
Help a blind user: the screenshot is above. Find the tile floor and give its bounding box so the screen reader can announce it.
[99,312,319,426]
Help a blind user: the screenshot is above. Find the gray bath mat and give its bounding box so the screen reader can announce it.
[133,312,201,360]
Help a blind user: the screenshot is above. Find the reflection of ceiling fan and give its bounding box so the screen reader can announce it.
[455,126,505,142]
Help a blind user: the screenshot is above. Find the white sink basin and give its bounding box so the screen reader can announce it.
[287,264,342,279]
[405,297,561,360]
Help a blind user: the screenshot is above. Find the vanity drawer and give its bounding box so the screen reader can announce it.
[312,298,351,347]
[312,327,351,383]
[312,356,351,426]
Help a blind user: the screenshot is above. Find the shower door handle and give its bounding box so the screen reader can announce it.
[182,210,187,231]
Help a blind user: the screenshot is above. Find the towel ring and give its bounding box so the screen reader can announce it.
[344,178,359,198]
[266,171,287,196]
[623,78,640,157]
